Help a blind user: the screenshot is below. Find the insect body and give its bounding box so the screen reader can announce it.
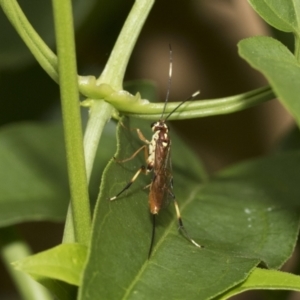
[148,120,170,215]
[110,46,201,257]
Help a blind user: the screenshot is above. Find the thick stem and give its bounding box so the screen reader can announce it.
[63,100,113,243]
[52,0,91,245]
[63,0,155,242]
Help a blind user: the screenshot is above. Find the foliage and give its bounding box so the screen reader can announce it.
[0,0,300,299]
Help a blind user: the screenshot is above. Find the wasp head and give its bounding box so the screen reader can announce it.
[151,120,169,133]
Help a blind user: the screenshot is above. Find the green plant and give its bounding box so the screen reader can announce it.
[0,0,300,299]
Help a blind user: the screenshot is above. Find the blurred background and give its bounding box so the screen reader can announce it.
[0,0,297,299]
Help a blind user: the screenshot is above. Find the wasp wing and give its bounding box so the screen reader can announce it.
[149,137,173,214]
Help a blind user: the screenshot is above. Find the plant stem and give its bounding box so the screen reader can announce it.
[0,227,52,300]
[97,0,155,89]
[63,0,155,242]
[125,86,275,120]
[0,0,273,122]
[63,100,113,243]
[52,0,91,245]
[83,101,114,181]
[0,0,58,82]
[88,0,154,184]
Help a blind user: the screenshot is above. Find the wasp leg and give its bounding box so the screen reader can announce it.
[171,193,201,248]
[143,183,151,190]
[136,128,150,144]
[109,166,146,201]
[115,145,148,163]
[119,122,150,144]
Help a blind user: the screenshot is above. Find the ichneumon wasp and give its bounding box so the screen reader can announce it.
[109,45,201,258]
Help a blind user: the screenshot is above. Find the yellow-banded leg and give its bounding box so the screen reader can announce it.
[109,166,147,201]
[170,191,202,248]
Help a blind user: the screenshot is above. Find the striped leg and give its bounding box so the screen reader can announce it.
[170,191,201,248]
[109,166,146,201]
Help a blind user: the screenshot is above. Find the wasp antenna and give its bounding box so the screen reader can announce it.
[161,44,173,120]
[165,89,201,121]
[190,90,201,99]
[148,214,156,259]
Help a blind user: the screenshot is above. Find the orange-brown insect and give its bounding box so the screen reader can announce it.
[110,46,201,257]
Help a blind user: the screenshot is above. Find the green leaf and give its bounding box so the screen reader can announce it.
[248,0,300,33]
[79,117,300,299]
[31,278,77,300]
[218,268,300,299]
[0,120,116,227]
[238,36,300,126]
[206,151,300,269]
[0,122,69,227]
[89,120,117,205]
[13,243,87,286]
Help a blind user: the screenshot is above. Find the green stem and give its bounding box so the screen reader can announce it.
[52,0,90,245]
[83,101,114,181]
[63,0,154,242]
[86,0,154,183]
[0,227,52,300]
[97,0,154,89]
[63,100,113,243]
[125,86,275,120]
[0,0,272,123]
[0,0,58,82]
